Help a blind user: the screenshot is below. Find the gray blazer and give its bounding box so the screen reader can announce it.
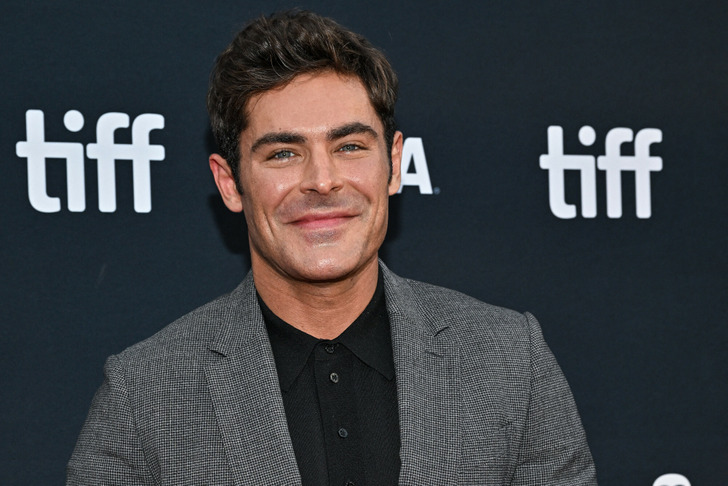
[68,264,597,485]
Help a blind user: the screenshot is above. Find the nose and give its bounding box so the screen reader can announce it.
[300,149,343,194]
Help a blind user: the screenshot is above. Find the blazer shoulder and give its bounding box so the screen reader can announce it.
[390,272,534,343]
[113,279,253,365]
[405,276,526,322]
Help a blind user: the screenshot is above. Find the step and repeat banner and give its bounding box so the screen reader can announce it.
[1,1,725,484]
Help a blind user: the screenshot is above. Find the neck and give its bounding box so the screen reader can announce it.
[252,257,380,340]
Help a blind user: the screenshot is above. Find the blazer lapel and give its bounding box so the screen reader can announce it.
[382,265,461,486]
[204,274,302,486]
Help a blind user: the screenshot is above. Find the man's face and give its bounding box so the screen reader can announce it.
[211,71,402,283]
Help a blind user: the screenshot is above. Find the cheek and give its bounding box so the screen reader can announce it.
[347,160,391,194]
[245,171,298,211]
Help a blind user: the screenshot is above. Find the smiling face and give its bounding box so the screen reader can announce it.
[210,71,402,285]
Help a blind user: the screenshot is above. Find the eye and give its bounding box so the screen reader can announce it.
[270,149,295,160]
[337,143,362,153]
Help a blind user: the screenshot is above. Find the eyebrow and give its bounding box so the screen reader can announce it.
[327,122,378,142]
[249,122,379,154]
[250,132,306,154]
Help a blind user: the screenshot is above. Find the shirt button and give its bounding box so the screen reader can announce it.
[345,482,355,486]
[338,427,348,438]
[329,372,339,383]
[325,344,336,354]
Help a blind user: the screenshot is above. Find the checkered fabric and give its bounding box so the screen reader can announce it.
[67,262,597,485]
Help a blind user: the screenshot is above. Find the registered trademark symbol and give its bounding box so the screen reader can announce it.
[433,187,441,195]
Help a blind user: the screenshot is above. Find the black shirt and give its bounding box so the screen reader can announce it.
[260,276,400,486]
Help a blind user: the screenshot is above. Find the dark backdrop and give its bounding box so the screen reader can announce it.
[1,1,726,484]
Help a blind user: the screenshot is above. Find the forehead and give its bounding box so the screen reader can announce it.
[242,71,382,143]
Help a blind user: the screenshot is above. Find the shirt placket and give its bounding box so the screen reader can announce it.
[314,341,364,486]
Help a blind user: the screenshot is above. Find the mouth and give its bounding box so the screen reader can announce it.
[290,211,358,230]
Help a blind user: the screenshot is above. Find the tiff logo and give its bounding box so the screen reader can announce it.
[15,109,165,213]
[539,125,662,219]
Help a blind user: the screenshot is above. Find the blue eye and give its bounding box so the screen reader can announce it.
[272,150,295,159]
[339,144,361,152]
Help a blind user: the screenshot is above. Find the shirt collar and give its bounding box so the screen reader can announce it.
[260,270,395,392]
[337,274,395,381]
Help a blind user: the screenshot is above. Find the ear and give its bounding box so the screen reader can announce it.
[388,130,403,195]
[209,153,244,213]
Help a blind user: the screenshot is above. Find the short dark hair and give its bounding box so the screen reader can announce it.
[207,10,399,183]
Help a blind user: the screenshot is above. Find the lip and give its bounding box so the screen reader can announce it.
[289,211,357,230]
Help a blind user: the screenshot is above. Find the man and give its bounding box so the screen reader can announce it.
[68,10,597,485]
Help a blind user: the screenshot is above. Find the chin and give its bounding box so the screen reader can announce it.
[296,260,355,282]
[291,254,371,283]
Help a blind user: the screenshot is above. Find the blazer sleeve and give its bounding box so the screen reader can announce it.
[510,313,598,485]
[66,354,153,486]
